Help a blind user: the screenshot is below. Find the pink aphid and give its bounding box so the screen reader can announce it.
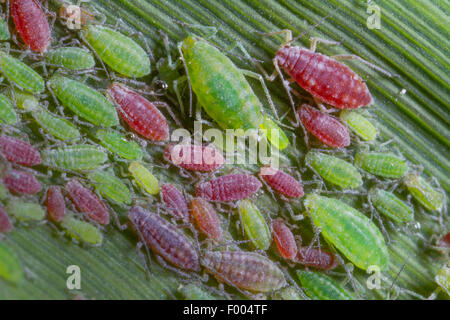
[11,0,51,53]
[295,246,338,270]
[260,166,304,198]
[272,218,298,260]
[108,83,169,141]
[0,135,41,166]
[160,184,189,220]
[437,232,450,248]
[164,144,224,172]
[3,169,41,195]
[195,173,262,202]
[46,186,65,222]
[190,197,223,242]
[128,205,200,271]
[66,179,109,225]
[0,206,12,233]
[298,104,350,148]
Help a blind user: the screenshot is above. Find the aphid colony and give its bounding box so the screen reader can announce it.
[0,0,446,300]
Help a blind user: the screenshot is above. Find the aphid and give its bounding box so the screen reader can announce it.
[272,286,303,300]
[47,75,119,127]
[190,197,223,242]
[354,152,408,179]
[0,183,9,200]
[10,0,51,53]
[200,250,286,292]
[368,188,413,223]
[238,199,271,250]
[0,18,10,41]
[45,47,95,71]
[88,170,132,204]
[3,169,42,195]
[60,214,103,246]
[95,129,143,160]
[128,161,159,195]
[437,232,450,248]
[0,241,24,284]
[0,206,12,233]
[260,115,290,150]
[59,4,94,27]
[164,143,224,172]
[295,247,338,270]
[296,270,354,300]
[435,263,450,295]
[42,144,107,171]
[128,206,200,271]
[259,166,304,198]
[46,186,65,222]
[305,151,362,189]
[160,184,189,220]
[340,110,377,141]
[107,83,169,141]
[272,218,297,260]
[0,135,41,166]
[0,93,18,125]
[178,283,218,300]
[304,194,388,270]
[66,179,109,225]
[196,173,262,202]
[298,104,350,148]
[404,173,444,211]
[6,199,46,221]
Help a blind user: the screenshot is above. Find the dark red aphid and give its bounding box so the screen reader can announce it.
[0,135,41,166]
[295,246,338,270]
[276,46,372,109]
[0,206,12,233]
[3,169,41,194]
[66,179,109,225]
[190,197,223,242]
[128,205,200,271]
[260,166,304,198]
[195,173,262,202]
[11,0,51,53]
[437,232,450,248]
[108,83,169,141]
[160,184,189,220]
[298,104,350,148]
[164,144,224,172]
[46,186,65,222]
[272,218,298,260]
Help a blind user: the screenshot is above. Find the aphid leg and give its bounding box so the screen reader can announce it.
[309,37,341,53]
[152,101,183,127]
[285,202,303,221]
[331,54,396,78]
[177,41,193,117]
[79,33,110,80]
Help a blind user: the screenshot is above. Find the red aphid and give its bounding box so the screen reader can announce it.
[190,197,223,242]
[0,206,12,233]
[128,205,200,271]
[65,179,109,225]
[298,104,350,148]
[295,246,338,270]
[276,46,372,109]
[260,166,304,198]
[108,83,169,141]
[272,218,298,260]
[0,135,41,166]
[437,232,450,248]
[46,186,65,222]
[3,169,41,194]
[11,0,51,53]
[164,144,224,172]
[160,184,189,220]
[195,173,262,202]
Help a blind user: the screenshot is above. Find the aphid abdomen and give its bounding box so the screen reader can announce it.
[128,161,159,195]
[296,270,354,300]
[296,247,338,270]
[42,145,107,171]
[0,18,10,41]
[369,188,413,223]
[354,152,408,178]
[190,197,223,242]
[272,218,297,260]
[95,129,143,160]
[46,186,65,222]
[260,166,303,198]
[33,108,81,141]
[404,174,444,211]
[0,241,24,284]
[6,199,46,221]
[88,170,132,204]
[0,206,12,233]
[0,135,41,166]
[46,47,95,71]
[238,199,271,250]
[436,264,450,293]
[164,144,224,172]
[3,169,41,195]
[0,94,18,125]
[60,214,103,246]
[178,283,218,300]
[0,52,45,93]
[160,184,189,220]
[340,110,377,141]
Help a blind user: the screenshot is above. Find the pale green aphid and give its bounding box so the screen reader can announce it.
[6,199,46,221]
[340,110,377,141]
[46,47,95,71]
[95,129,143,160]
[47,75,119,127]
[88,170,132,204]
[0,93,17,125]
[435,263,450,295]
[128,161,159,195]
[238,199,271,250]
[42,144,108,171]
[0,51,45,93]
[404,173,444,211]
[306,151,362,189]
[304,194,388,270]
[60,214,103,246]
[272,286,304,300]
[178,283,218,300]
[296,270,354,300]
[354,152,408,179]
[0,18,10,41]
[0,241,24,285]
[81,25,151,78]
[369,188,413,223]
[0,183,8,200]
[259,116,290,150]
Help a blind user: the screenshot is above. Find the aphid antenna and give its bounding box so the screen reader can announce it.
[387,250,414,298]
[177,41,194,117]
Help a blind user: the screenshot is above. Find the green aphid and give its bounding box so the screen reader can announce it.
[0,241,24,285]
[81,25,150,78]
[178,283,218,300]
[128,161,159,195]
[354,152,408,179]
[340,110,377,141]
[95,129,143,160]
[88,170,132,204]
[0,51,44,93]
[272,286,304,300]
[46,47,95,71]
[47,75,119,127]
[259,116,290,150]
[238,199,271,250]
[404,173,444,211]
[296,270,354,300]
[60,214,103,246]
[0,182,8,200]
[369,188,414,223]
[306,151,362,189]
[0,93,17,125]
[6,199,46,221]
[42,144,108,171]
[0,18,10,41]
[304,194,388,271]
[435,263,450,295]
